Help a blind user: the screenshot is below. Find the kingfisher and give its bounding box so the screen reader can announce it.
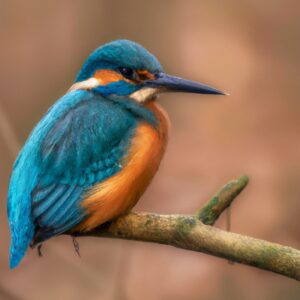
[7,39,224,268]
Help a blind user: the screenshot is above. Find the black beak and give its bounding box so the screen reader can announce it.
[145,72,226,95]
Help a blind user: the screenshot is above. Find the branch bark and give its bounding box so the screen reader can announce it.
[74,176,300,281]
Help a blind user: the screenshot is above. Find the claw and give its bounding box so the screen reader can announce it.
[37,244,43,257]
[72,237,81,257]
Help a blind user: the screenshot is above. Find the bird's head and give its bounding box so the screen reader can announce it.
[71,39,225,102]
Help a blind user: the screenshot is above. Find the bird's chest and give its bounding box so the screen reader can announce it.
[77,102,169,231]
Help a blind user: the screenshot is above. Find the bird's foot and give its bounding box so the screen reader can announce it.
[72,237,81,257]
[37,244,43,257]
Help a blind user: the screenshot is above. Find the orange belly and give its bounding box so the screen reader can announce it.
[75,101,169,231]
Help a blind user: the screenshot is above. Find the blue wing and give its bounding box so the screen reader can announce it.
[7,90,137,268]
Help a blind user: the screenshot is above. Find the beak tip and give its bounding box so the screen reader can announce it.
[210,89,228,96]
[213,89,229,96]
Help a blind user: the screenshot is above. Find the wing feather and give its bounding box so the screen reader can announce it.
[32,94,136,242]
[8,91,136,267]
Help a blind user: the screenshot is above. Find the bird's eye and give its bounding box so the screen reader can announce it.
[118,67,134,79]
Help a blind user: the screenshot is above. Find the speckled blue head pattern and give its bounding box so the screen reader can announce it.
[76,40,163,82]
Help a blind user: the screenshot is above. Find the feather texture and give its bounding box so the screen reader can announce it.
[77,101,169,231]
[8,90,160,268]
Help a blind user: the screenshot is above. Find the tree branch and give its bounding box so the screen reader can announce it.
[74,176,300,281]
[197,175,249,225]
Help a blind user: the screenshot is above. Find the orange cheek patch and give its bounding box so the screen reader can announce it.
[94,69,124,85]
[136,70,155,81]
[93,69,155,86]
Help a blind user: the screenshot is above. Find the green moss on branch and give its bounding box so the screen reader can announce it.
[197,175,249,225]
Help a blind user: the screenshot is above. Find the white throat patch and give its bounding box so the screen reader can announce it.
[130,87,159,103]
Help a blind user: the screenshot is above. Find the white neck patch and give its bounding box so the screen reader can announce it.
[68,78,100,93]
[130,87,159,103]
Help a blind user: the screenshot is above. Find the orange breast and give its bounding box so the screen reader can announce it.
[75,101,169,232]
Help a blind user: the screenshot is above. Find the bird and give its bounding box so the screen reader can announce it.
[7,39,225,268]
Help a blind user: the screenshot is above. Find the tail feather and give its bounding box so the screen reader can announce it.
[9,224,34,269]
[8,148,39,269]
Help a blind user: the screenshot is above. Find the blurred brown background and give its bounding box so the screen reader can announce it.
[0,0,300,299]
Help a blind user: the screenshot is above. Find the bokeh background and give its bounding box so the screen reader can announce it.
[0,0,300,299]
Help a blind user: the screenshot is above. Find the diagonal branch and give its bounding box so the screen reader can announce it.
[74,176,300,281]
[197,175,249,225]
